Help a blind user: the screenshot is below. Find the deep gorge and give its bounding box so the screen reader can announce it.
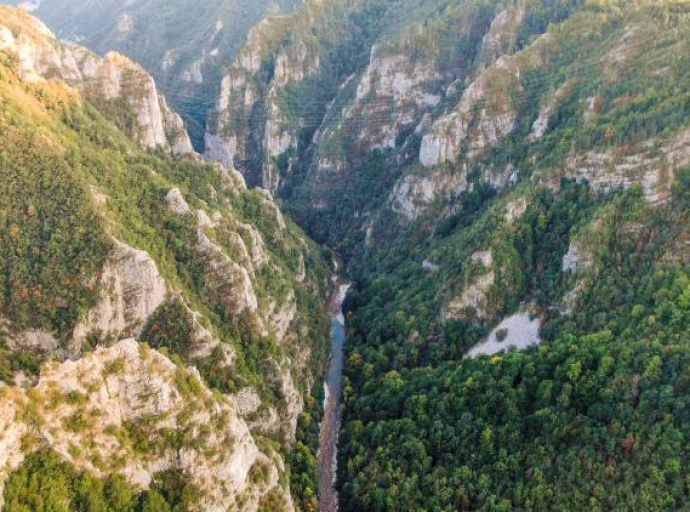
[5,0,690,510]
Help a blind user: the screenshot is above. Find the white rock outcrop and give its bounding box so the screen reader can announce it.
[204,132,238,170]
[468,312,542,357]
[5,328,59,353]
[237,222,269,269]
[419,68,518,168]
[0,388,27,511]
[443,251,495,319]
[165,188,192,215]
[478,7,525,68]
[562,241,594,274]
[505,196,528,224]
[71,240,167,350]
[390,167,469,221]
[344,45,443,151]
[0,339,292,511]
[530,82,571,141]
[0,8,193,154]
[560,128,690,203]
[196,230,259,316]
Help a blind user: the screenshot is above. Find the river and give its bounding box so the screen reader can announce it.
[317,264,350,512]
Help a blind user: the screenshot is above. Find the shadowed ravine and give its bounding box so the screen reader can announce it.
[318,264,350,512]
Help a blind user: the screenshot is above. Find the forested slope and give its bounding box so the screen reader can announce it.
[333,2,690,509]
[0,7,330,511]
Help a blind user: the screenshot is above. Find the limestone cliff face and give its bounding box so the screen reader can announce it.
[200,0,685,246]
[477,7,525,68]
[0,388,26,511]
[310,41,447,177]
[263,40,322,192]
[0,11,331,504]
[16,0,306,152]
[0,7,193,154]
[204,71,255,170]
[183,191,297,342]
[196,229,261,317]
[557,128,687,203]
[386,18,525,222]
[418,63,519,169]
[349,45,443,148]
[162,185,315,440]
[204,16,321,192]
[390,167,468,221]
[65,180,314,445]
[0,339,293,511]
[199,0,535,232]
[71,239,168,354]
[409,37,529,220]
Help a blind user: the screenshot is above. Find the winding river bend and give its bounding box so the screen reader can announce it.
[318,265,350,512]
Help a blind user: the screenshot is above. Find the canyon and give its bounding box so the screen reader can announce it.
[4,0,690,510]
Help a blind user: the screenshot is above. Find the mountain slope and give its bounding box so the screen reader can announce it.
[202,0,583,238]
[4,0,305,147]
[0,6,195,154]
[0,7,330,510]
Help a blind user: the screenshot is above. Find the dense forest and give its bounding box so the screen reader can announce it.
[331,1,690,509]
[4,451,195,512]
[339,183,690,510]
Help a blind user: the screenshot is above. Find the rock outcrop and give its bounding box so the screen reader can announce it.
[204,20,321,191]
[0,7,193,154]
[478,7,525,68]
[0,339,293,511]
[559,128,690,203]
[165,187,192,215]
[562,241,594,275]
[344,44,444,152]
[196,230,260,317]
[390,167,468,221]
[444,251,495,320]
[71,239,167,352]
[0,8,331,510]
[419,58,519,169]
[0,388,27,511]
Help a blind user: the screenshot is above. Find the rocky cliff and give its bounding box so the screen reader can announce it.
[0,339,294,511]
[8,0,690,509]
[194,4,690,507]
[199,0,687,250]
[0,7,193,153]
[202,0,527,240]
[203,4,327,188]
[7,0,306,148]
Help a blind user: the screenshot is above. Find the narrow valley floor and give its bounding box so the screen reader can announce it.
[318,276,350,512]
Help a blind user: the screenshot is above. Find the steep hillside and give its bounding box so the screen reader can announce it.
[338,3,690,510]
[0,6,194,153]
[0,7,330,511]
[202,0,583,240]
[4,0,305,146]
